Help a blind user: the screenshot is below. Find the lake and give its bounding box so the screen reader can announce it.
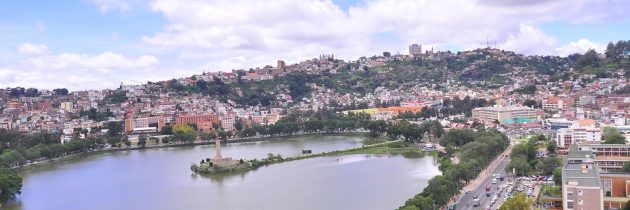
[3,135,440,210]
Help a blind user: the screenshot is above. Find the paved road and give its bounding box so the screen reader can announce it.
[456,156,511,210]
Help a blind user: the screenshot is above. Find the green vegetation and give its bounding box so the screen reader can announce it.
[512,85,537,95]
[0,130,104,168]
[172,124,197,143]
[603,127,627,144]
[399,129,510,209]
[540,184,561,198]
[0,168,22,203]
[499,193,533,210]
[507,135,560,176]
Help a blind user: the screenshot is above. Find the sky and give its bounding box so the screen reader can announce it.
[1,0,629,91]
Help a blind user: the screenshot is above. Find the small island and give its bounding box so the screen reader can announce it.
[190,136,430,175]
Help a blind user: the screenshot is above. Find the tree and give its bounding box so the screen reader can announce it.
[552,168,562,185]
[522,99,541,108]
[0,168,22,202]
[507,156,530,176]
[499,193,533,210]
[603,127,626,144]
[367,120,388,137]
[138,135,147,148]
[535,156,561,175]
[576,49,600,68]
[624,198,630,210]
[161,125,173,135]
[53,88,69,95]
[439,129,475,148]
[106,121,123,137]
[383,52,391,57]
[173,124,197,143]
[234,117,244,131]
[547,141,557,154]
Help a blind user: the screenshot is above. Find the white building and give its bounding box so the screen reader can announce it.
[556,126,602,148]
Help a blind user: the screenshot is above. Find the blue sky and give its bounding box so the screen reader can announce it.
[1,0,629,90]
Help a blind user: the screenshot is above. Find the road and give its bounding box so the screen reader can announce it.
[456,145,513,210]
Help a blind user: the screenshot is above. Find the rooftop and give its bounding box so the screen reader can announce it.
[473,105,534,112]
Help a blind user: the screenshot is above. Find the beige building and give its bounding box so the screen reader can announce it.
[472,106,539,124]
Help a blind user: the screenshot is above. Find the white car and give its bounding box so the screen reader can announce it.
[492,178,497,184]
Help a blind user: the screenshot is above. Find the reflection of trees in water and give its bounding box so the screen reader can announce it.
[193,167,257,184]
[1,199,23,210]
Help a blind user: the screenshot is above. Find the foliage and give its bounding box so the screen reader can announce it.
[513,85,537,95]
[603,127,626,144]
[0,168,22,202]
[499,193,533,210]
[547,141,557,154]
[173,124,197,143]
[439,129,475,148]
[105,121,123,137]
[399,129,509,209]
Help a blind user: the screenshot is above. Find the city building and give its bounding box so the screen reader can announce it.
[577,144,630,172]
[471,106,539,124]
[124,116,165,133]
[562,145,604,210]
[543,96,574,110]
[544,118,576,130]
[175,114,220,132]
[409,44,422,57]
[60,102,74,111]
[556,126,602,148]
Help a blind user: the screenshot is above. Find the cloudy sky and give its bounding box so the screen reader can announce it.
[1,0,629,91]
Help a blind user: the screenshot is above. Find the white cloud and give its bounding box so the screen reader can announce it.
[502,24,557,55]
[1,45,163,90]
[139,0,630,71]
[18,43,49,55]
[8,0,629,90]
[556,39,607,56]
[92,0,131,13]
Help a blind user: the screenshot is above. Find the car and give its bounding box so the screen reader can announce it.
[486,187,491,191]
[472,197,480,207]
[486,192,491,197]
[492,178,497,184]
[499,176,504,181]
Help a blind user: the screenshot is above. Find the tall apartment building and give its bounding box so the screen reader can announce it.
[556,126,602,148]
[409,44,422,57]
[471,106,539,124]
[562,145,604,210]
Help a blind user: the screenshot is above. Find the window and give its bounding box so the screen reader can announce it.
[567,192,573,198]
[567,201,574,209]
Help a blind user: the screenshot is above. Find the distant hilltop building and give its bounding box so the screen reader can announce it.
[409,44,422,57]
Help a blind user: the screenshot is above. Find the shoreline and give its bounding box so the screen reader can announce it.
[15,131,370,170]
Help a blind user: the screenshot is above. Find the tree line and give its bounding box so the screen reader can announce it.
[398,128,510,210]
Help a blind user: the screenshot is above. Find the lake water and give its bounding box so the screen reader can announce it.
[4,135,440,210]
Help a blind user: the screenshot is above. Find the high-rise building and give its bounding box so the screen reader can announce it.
[409,44,422,56]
